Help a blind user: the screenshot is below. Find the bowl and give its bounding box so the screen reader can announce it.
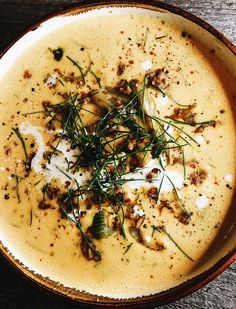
[0,1,235,307]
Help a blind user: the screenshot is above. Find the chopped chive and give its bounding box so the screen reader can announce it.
[14,174,21,203]
[165,173,187,213]
[12,127,28,162]
[143,27,149,51]
[166,117,215,126]
[156,35,167,39]
[59,194,101,259]
[162,228,194,261]
[34,178,43,186]
[29,208,33,226]
[151,225,161,237]
[151,225,194,261]
[56,167,72,180]
[123,242,133,255]
[89,69,101,88]
[182,149,186,180]
[66,55,85,83]
[156,86,166,97]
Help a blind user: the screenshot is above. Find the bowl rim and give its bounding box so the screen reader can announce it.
[0,1,235,307]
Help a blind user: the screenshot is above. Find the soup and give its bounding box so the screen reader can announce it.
[0,8,235,299]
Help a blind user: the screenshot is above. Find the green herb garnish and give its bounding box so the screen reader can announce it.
[52,47,63,61]
[123,242,133,255]
[66,55,85,83]
[151,225,194,261]
[92,209,113,239]
[24,65,214,261]
[12,127,28,162]
[29,208,33,226]
[13,174,20,203]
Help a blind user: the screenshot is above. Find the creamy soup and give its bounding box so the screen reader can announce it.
[0,9,235,299]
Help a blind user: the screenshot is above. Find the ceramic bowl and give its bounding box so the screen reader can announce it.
[0,1,235,307]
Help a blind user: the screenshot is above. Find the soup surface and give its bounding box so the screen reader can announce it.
[0,9,235,298]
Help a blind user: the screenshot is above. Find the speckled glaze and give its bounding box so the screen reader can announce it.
[0,1,235,307]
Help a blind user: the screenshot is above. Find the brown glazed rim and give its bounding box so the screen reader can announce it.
[0,1,235,308]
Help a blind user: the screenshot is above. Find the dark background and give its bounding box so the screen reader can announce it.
[0,1,235,308]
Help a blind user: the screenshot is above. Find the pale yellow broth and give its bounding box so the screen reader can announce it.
[0,13,235,298]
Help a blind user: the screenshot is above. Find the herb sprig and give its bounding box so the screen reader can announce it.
[12,127,29,162]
